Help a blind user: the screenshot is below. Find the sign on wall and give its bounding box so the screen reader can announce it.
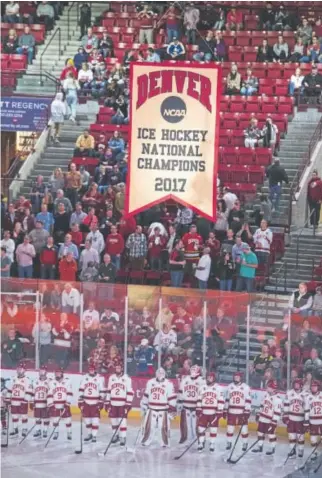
[1,96,52,132]
[125,63,221,221]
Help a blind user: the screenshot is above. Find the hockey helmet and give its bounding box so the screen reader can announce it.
[293,378,303,392]
[190,365,200,379]
[310,380,320,394]
[88,361,96,376]
[55,368,64,381]
[233,371,243,385]
[206,372,216,385]
[17,362,25,377]
[156,367,166,382]
[267,380,278,393]
[39,366,47,380]
[115,361,124,377]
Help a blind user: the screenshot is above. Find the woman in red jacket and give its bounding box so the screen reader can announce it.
[59,252,78,281]
[307,169,322,227]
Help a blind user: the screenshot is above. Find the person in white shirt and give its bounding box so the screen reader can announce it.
[223,187,238,211]
[86,223,104,255]
[153,323,177,355]
[83,301,100,331]
[194,247,211,290]
[78,62,93,91]
[0,230,15,262]
[61,283,81,314]
[253,220,273,265]
[289,67,304,96]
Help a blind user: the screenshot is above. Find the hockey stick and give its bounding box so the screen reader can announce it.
[74,412,83,455]
[314,456,322,474]
[1,408,10,448]
[299,441,321,471]
[282,443,297,467]
[226,423,243,464]
[18,422,37,445]
[126,419,144,453]
[229,439,260,465]
[174,417,217,460]
[97,418,123,457]
[44,409,64,449]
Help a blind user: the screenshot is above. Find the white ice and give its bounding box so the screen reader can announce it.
[0,419,317,478]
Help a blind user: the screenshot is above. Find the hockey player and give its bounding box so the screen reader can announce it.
[78,362,106,443]
[283,378,306,458]
[7,363,32,437]
[1,378,8,435]
[178,365,205,444]
[196,372,224,452]
[31,367,51,438]
[304,380,322,461]
[224,371,251,452]
[105,361,133,446]
[141,367,177,447]
[253,380,282,455]
[47,369,73,441]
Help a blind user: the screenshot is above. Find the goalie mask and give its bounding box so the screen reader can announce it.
[190,365,200,379]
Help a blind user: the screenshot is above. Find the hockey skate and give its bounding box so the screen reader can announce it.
[43,430,48,439]
[209,444,215,453]
[310,452,318,462]
[91,437,97,443]
[252,445,263,453]
[111,434,119,444]
[226,442,232,451]
[120,438,126,447]
[33,430,41,438]
[10,428,18,437]
[84,434,93,443]
[67,432,72,441]
[198,442,205,453]
[22,428,27,437]
[242,443,248,452]
[298,450,304,458]
[288,448,296,458]
[53,432,59,440]
[266,448,275,456]
[2,428,7,436]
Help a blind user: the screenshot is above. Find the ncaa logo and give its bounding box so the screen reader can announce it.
[160,96,187,124]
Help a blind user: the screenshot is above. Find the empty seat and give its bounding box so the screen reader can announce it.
[229,46,243,62]
[243,46,258,62]
[9,54,26,70]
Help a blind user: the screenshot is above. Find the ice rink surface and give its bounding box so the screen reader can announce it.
[1,420,321,478]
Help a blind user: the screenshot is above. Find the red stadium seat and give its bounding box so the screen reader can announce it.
[239,147,255,165]
[229,46,243,62]
[262,96,277,114]
[259,78,274,95]
[244,15,259,30]
[244,96,261,113]
[255,148,272,165]
[236,31,251,46]
[220,146,239,164]
[248,165,265,183]
[122,28,136,43]
[219,129,232,146]
[102,18,115,28]
[9,54,26,70]
[222,31,236,46]
[220,95,230,112]
[231,130,245,146]
[277,96,294,115]
[243,46,258,62]
[230,95,245,113]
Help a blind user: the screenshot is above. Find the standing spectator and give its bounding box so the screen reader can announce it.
[166,37,185,60]
[183,3,199,45]
[0,247,12,278]
[166,224,179,257]
[303,348,322,380]
[79,238,99,271]
[169,239,185,287]
[86,223,105,256]
[98,253,116,284]
[288,283,313,318]
[138,4,156,44]
[114,184,126,217]
[232,235,248,268]
[58,233,79,260]
[4,2,20,23]
[36,204,54,234]
[52,313,72,369]
[54,189,73,215]
[226,7,243,31]
[302,65,322,104]
[0,230,15,263]
[250,344,273,387]
[1,329,23,369]
[273,34,289,62]
[288,67,304,95]
[194,247,212,290]
[240,68,258,96]
[40,236,58,279]
[70,202,87,228]
[126,225,147,271]
[79,166,90,193]
[36,1,55,30]
[312,286,322,318]
[253,220,273,265]
[236,244,258,292]
[105,225,124,271]
[307,170,322,227]
[74,129,95,157]
[228,200,244,235]
[12,222,24,247]
[79,3,91,39]
[193,30,215,62]
[244,117,261,149]
[70,223,82,249]
[226,64,241,95]
[16,26,35,64]
[296,18,313,46]
[49,168,65,199]
[260,117,278,154]
[108,131,125,161]
[220,228,235,254]
[30,175,46,214]
[16,235,36,278]
[259,2,275,31]
[182,224,203,276]
[53,203,70,243]
[175,206,193,235]
[256,38,274,62]
[62,283,80,314]
[59,252,77,282]
[273,4,291,31]
[216,250,234,291]
[60,59,78,82]
[98,30,114,59]
[100,209,117,239]
[81,27,98,54]
[223,188,238,212]
[135,338,155,376]
[148,226,166,270]
[29,220,49,256]
[266,158,289,213]
[65,163,81,208]
[63,72,80,123]
[205,231,221,262]
[32,314,52,366]
[49,93,66,145]
[163,5,181,43]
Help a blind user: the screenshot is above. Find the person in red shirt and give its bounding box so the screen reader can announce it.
[163,5,181,43]
[226,7,243,30]
[182,224,203,275]
[82,207,98,232]
[307,169,322,227]
[171,305,193,333]
[59,252,78,281]
[40,236,58,279]
[82,183,103,213]
[105,225,124,271]
[70,223,83,248]
[148,226,167,271]
[118,210,136,239]
[60,59,78,82]
[14,196,32,221]
[205,231,221,261]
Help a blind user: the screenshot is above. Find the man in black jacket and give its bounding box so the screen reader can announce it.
[303,66,322,104]
[266,158,289,213]
[259,2,275,30]
[79,3,91,39]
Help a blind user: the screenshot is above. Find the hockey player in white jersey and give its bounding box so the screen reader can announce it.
[31,367,51,438]
[105,361,133,446]
[224,371,251,452]
[197,372,224,452]
[253,380,282,455]
[283,378,306,458]
[304,380,322,461]
[78,361,106,443]
[47,369,73,441]
[141,367,177,447]
[178,365,205,444]
[7,363,33,437]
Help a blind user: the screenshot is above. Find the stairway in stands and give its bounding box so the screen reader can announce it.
[15,2,108,96]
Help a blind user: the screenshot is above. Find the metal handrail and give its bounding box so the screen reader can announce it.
[67,2,79,41]
[295,208,317,268]
[40,27,62,86]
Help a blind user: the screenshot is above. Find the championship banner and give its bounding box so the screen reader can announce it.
[125,62,221,221]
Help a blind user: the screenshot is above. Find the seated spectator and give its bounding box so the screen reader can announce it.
[226,64,241,95]
[16,26,35,65]
[183,2,199,45]
[146,47,161,63]
[289,38,305,63]
[259,1,275,31]
[54,189,73,215]
[289,67,304,96]
[98,253,116,284]
[259,117,278,153]
[81,27,99,54]
[216,250,234,291]
[302,65,322,103]
[1,329,23,369]
[236,244,258,292]
[3,28,18,54]
[91,72,107,99]
[108,131,125,161]
[100,308,120,334]
[304,348,322,380]
[273,34,289,62]
[154,323,177,355]
[312,286,322,317]
[250,343,273,387]
[98,30,114,58]
[63,72,80,122]
[36,1,55,30]
[58,233,79,260]
[108,63,126,86]
[244,117,261,149]
[40,236,58,279]
[104,79,123,107]
[193,30,215,62]
[88,48,104,75]
[74,129,95,157]
[300,36,322,63]
[225,7,243,31]
[288,282,313,317]
[53,203,70,243]
[213,30,226,61]
[240,68,258,96]
[73,47,88,71]
[111,95,129,125]
[88,338,108,373]
[123,49,136,70]
[60,59,78,82]
[4,1,20,23]
[253,219,273,265]
[256,39,274,62]
[297,18,313,46]
[166,37,185,60]
[77,62,93,93]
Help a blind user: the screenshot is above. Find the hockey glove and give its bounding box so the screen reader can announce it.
[282,415,289,426]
